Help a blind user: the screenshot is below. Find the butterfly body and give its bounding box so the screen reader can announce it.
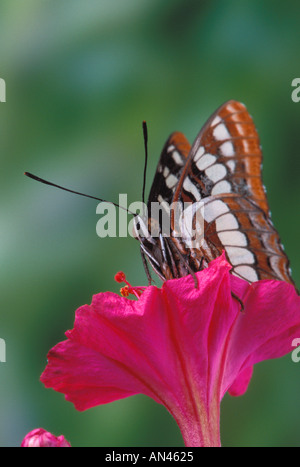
[134,100,296,288]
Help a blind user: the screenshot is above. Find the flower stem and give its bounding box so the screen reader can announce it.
[170,399,221,447]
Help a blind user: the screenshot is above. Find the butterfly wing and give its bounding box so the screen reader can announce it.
[136,132,191,280]
[173,100,268,212]
[145,131,191,238]
[147,131,191,207]
[169,100,295,285]
[194,193,294,284]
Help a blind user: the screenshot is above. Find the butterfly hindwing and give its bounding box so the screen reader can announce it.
[198,193,293,283]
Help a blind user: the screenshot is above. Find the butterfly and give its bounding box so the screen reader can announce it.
[133,100,297,290]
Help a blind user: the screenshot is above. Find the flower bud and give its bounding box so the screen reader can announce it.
[21,428,71,447]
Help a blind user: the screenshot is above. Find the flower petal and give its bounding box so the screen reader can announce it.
[40,253,300,447]
[41,255,236,446]
[227,366,254,397]
[222,278,300,396]
[41,289,173,410]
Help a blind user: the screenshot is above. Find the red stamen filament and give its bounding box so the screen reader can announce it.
[115,271,146,299]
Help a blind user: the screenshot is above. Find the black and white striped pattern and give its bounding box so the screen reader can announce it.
[137,101,296,289]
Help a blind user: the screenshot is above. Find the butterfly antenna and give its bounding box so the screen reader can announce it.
[142,121,148,207]
[24,172,137,216]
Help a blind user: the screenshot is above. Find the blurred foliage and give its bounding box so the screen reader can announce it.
[0,0,300,447]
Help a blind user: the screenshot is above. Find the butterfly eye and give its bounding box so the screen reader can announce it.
[132,217,142,240]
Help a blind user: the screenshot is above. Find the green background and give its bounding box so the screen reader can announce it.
[1,0,300,447]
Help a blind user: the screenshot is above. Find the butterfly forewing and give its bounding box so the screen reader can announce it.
[147,131,190,207]
[143,100,295,288]
[146,132,190,238]
[173,100,269,213]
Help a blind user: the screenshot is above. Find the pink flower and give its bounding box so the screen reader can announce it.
[40,253,300,447]
[21,428,71,447]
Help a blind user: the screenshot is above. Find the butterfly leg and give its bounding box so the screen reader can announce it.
[140,246,154,286]
[166,237,199,289]
[231,291,244,312]
[159,233,168,264]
